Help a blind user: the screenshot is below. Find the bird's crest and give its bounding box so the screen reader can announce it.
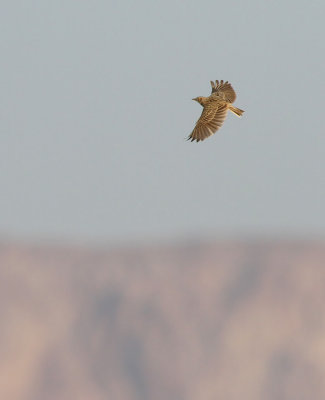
[192,96,206,106]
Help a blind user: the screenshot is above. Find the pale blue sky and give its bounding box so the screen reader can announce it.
[1,1,324,243]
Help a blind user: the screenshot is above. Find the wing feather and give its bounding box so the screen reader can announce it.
[210,80,237,103]
[188,104,228,142]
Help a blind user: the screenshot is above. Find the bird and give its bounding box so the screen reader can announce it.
[187,80,244,142]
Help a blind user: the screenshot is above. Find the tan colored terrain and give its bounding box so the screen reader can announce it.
[1,240,325,400]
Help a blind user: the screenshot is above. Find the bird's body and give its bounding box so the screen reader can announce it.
[188,80,244,142]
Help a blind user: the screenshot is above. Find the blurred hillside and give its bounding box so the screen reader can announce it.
[1,240,325,400]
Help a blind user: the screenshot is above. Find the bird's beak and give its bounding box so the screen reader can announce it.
[192,98,196,101]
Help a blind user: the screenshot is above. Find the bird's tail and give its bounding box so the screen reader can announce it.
[229,105,244,117]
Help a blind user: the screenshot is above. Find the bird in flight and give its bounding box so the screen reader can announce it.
[188,80,244,142]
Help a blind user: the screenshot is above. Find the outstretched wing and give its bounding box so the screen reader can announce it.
[210,80,236,103]
[187,103,228,142]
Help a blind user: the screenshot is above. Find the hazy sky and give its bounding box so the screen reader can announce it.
[1,1,325,243]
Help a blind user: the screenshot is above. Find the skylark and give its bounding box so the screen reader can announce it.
[188,80,244,142]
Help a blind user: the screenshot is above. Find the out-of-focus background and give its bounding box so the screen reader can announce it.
[2,241,325,400]
[1,1,325,399]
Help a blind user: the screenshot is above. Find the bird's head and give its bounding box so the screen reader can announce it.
[192,96,206,106]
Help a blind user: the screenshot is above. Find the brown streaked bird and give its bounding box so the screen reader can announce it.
[188,80,244,142]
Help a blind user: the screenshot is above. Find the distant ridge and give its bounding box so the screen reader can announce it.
[1,239,325,400]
